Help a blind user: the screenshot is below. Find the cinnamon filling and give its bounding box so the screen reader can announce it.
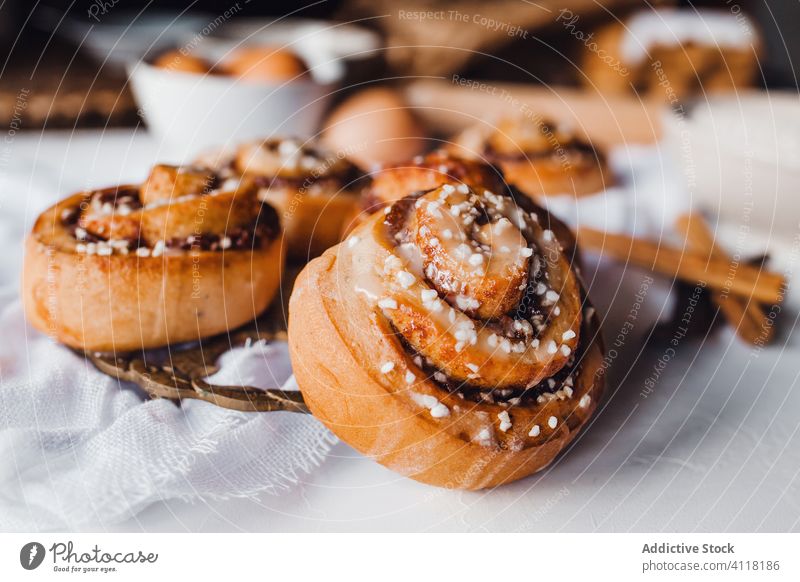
[165,220,278,252]
[396,331,584,406]
[484,139,599,164]
[61,178,279,255]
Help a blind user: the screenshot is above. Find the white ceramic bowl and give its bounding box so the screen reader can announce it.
[129,61,339,160]
[128,19,382,162]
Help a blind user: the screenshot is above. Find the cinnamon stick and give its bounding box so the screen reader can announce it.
[576,227,784,305]
[675,213,775,345]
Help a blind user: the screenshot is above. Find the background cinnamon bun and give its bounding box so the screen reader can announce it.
[199,137,364,261]
[450,117,613,201]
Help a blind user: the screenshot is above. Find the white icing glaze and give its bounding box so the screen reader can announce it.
[345,186,581,391]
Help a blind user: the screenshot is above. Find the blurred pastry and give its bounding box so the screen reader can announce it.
[323,86,428,170]
[582,8,760,101]
[22,164,283,351]
[450,118,612,200]
[199,137,364,260]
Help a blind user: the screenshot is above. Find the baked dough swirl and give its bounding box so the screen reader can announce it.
[199,137,363,260]
[23,164,283,351]
[451,118,612,200]
[582,9,760,102]
[289,174,604,489]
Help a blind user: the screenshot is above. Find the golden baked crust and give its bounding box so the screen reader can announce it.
[450,118,612,200]
[22,168,284,351]
[581,11,760,101]
[198,137,364,260]
[340,150,509,239]
[366,150,507,208]
[289,173,604,489]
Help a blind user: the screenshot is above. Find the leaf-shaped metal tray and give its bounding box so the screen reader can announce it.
[80,267,309,413]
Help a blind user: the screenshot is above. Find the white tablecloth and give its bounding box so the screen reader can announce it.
[3,130,799,532]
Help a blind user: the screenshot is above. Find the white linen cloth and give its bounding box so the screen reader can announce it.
[0,310,336,531]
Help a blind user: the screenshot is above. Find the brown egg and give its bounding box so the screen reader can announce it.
[323,87,428,170]
[223,46,309,82]
[153,50,210,74]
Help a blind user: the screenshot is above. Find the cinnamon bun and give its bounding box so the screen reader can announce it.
[450,118,612,200]
[289,170,604,489]
[582,9,760,101]
[199,137,364,260]
[22,164,283,352]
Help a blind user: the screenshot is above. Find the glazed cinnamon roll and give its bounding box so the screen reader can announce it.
[582,9,760,101]
[22,164,283,352]
[198,137,363,260]
[289,172,604,489]
[450,118,612,200]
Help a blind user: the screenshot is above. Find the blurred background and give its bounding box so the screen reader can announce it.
[0,0,797,131]
[1,0,798,236]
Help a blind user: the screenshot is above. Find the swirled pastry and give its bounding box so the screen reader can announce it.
[198,137,364,260]
[22,164,283,351]
[451,118,612,200]
[289,170,604,489]
[582,9,760,101]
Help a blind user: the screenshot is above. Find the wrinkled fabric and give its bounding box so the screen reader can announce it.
[0,300,335,531]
